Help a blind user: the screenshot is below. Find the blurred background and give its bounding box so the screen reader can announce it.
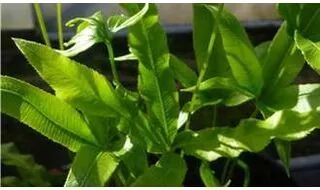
[1,3,320,187]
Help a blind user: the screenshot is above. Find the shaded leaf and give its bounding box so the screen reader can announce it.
[255,41,271,64]
[277,3,301,36]
[193,4,230,79]
[274,139,291,177]
[170,54,197,88]
[1,143,50,186]
[1,76,99,152]
[174,109,320,161]
[132,153,187,187]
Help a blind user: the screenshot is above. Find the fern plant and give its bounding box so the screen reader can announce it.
[1,3,320,186]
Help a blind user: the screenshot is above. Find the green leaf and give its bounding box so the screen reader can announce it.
[292,83,320,112]
[114,53,137,61]
[107,3,149,33]
[1,143,50,186]
[169,54,197,88]
[64,146,119,187]
[122,4,179,145]
[182,77,254,113]
[200,161,220,187]
[132,153,187,187]
[13,38,131,119]
[255,41,271,64]
[260,23,304,93]
[274,139,291,177]
[205,5,263,95]
[259,85,299,112]
[192,4,230,79]
[1,76,99,152]
[58,11,110,57]
[173,109,320,161]
[295,31,320,74]
[277,3,301,36]
[120,145,148,181]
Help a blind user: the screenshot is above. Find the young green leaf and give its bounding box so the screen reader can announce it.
[200,161,221,187]
[169,54,197,88]
[58,11,110,57]
[274,139,291,177]
[174,109,320,161]
[64,146,119,187]
[260,23,304,93]
[205,5,263,95]
[13,38,131,119]
[122,4,180,145]
[255,41,271,64]
[131,153,187,187]
[295,31,320,74]
[192,4,230,79]
[107,3,149,33]
[1,76,99,152]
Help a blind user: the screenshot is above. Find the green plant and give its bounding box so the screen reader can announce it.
[1,3,320,187]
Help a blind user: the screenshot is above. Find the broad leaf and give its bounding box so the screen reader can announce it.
[170,54,197,88]
[205,5,263,96]
[295,31,320,74]
[64,146,119,187]
[292,83,320,112]
[122,4,179,145]
[107,3,149,33]
[200,161,220,187]
[173,109,320,161]
[132,153,187,187]
[58,11,110,57]
[274,139,291,177]
[13,38,131,119]
[193,4,230,79]
[1,76,99,152]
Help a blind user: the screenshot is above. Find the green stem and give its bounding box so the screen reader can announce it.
[105,41,120,86]
[33,3,51,47]
[185,4,224,130]
[221,158,231,184]
[56,3,64,50]
[237,160,250,187]
[250,107,259,118]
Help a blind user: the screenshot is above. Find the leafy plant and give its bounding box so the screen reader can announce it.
[1,3,320,187]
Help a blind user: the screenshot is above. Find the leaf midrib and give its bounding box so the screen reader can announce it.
[134,5,170,140]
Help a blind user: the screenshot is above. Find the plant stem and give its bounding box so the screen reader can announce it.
[250,107,259,118]
[105,41,120,86]
[237,160,250,187]
[221,158,231,183]
[185,4,224,130]
[33,3,51,47]
[56,3,64,50]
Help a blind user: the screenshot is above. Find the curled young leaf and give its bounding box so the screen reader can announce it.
[58,11,111,57]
